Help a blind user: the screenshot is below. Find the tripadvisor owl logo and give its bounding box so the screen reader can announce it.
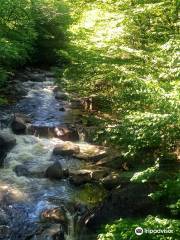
[135,227,144,236]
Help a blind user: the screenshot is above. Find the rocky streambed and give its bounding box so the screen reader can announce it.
[0,69,122,240]
[0,68,159,240]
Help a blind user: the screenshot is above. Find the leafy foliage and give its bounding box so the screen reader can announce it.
[59,0,180,155]
[98,215,180,240]
[150,172,180,216]
[0,0,70,104]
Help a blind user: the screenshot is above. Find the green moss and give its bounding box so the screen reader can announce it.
[74,183,107,207]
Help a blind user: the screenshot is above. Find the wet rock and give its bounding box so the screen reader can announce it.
[59,107,65,112]
[70,170,92,185]
[101,172,121,190]
[69,168,109,186]
[40,208,66,224]
[15,113,32,123]
[74,144,107,162]
[0,132,16,150]
[55,92,68,101]
[0,131,16,166]
[84,183,158,230]
[53,142,80,156]
[45,161,63,179]
[14,165,30,177]
[53,86,59,93]
[91,168,109,181]
[31,224,64,240]
[11,113,31,134]
[11,117,26,134]
[96,154,125,170]
[54,127,79,141]
[29,126,79,141]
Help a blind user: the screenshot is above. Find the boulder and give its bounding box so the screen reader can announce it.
[69,168,109,186]
[59,107,66,112]
[69,170,92,185]
[45,161,63,179]
[11,113,31,134]
[74,144,107,162]
[0,131,16,166]
[53,142,80,156]
[91,168,109,181]
[0,132,16,150]
[54,127,79,141]
[55,92,68,101]
[53,86,59,93]
[40,208,67,224]
[14,165,30,177]
[101,172,121,190]
[96,154,125,170]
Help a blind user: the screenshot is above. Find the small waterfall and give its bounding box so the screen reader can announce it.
[65,211,76,240]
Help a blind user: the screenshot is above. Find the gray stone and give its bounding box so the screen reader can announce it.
[70,170,92,185]
[55,92,68,101]
[11,113,31,134]
[0,131,16,166]
[53,142,80,156]
[101,172,121,190]
[0,132,16,150]
[45,161,63,179]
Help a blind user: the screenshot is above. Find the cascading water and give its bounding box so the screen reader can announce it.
[0,70,88,240]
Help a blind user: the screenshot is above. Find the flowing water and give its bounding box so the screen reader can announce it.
[0,70,97,240]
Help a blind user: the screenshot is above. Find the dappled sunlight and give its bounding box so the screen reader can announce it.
[76,142,107,160]
[70,6,124,50]
[0,181,27,202]
[0,0,179,239]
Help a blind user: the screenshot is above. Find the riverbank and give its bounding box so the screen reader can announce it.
[0,68,179,240]
[0,68,122,240]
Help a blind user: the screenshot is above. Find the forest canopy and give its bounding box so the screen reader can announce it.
[0,0,69,95]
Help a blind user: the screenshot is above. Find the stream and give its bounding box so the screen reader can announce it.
[0,69,104,240]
